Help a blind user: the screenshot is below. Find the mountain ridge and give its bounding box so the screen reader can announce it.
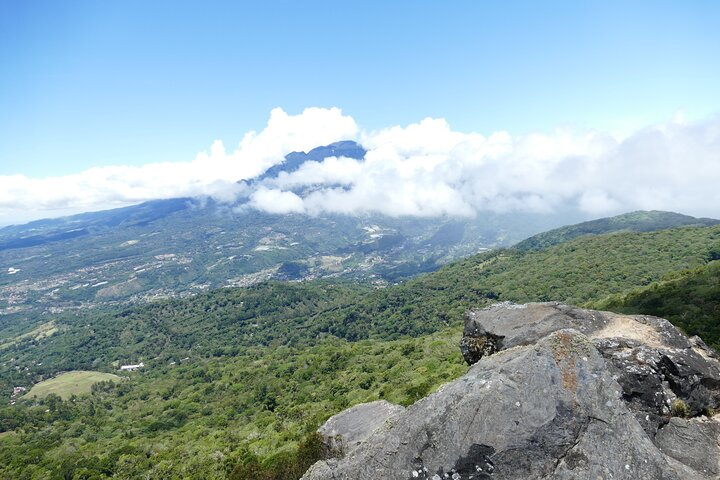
[255,140,366,183]
[514,210,720,253]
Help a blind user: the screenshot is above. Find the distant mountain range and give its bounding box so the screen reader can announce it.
[2,201,719,479]
[1,141,718,324]
[0,142,590,317]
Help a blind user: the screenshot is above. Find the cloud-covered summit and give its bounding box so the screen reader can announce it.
[0,107,358,224]
[1,107,719,225]
[247,113,720,219]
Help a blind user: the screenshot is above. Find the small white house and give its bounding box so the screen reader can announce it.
[119,362,144,371]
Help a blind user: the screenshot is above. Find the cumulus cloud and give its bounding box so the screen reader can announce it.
[0,107,358,225]
[248,188,305,214]
[2,108,720,226]
[249,114,720,219]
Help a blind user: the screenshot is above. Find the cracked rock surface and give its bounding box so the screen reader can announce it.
[302,303,720,480]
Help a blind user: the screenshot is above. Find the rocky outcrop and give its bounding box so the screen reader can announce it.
[303,303,720,480]
[463,302,720,436]
[317,400,405,458]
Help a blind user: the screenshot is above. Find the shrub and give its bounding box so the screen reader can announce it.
[671,399,689,417]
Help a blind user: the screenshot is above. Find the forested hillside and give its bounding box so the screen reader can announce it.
[5,223,719,390]
[0,328,466,479]
[1,220,719,479]
[513,210,718,252]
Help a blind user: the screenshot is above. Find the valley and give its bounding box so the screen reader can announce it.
[1,210,719,478]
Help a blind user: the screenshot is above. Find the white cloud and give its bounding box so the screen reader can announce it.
[252,113,720,219]
[249,188,306,214]
[0,107,358,225]
[1,108,720,226]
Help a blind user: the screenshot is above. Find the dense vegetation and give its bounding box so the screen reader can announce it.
[6,224,718,393]
[1,220,719,479]
[0,329,465,479]
[513,210,718,253]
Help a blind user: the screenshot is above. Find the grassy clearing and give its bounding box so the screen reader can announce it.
[25,371,121,400]
[0,321,58,350]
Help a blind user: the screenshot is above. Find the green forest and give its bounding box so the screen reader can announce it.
[1,221,719,479]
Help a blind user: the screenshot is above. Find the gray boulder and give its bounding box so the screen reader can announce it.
[463,302,720,435]
[317,400,405,457]
[303,303,720,480]
[461,301,689,358]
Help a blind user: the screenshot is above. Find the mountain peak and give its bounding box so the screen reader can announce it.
[257,140,366,182]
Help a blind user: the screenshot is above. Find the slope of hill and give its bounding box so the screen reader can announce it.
[0,327,467,479]
[305,222,720,343]
[514,210,719,252]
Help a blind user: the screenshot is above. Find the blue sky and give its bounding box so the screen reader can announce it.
[2,0,719,178]
[1,1,720,226]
